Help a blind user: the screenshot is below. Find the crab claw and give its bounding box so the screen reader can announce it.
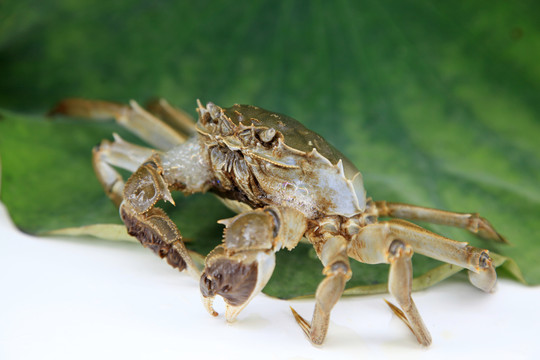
[199,209,281,322]
[199,245,276,322]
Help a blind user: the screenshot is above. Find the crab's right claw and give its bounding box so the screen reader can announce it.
[199,209,279,322]
[199,207,307,322]
[199,245,275,321]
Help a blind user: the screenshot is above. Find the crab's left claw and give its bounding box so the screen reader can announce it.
[200,207,306,322]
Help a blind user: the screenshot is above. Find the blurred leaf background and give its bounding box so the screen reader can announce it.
[1,0,539,297]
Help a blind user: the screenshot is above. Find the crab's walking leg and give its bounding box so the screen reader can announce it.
[386,240,432,346]
[93,135,155,206]
[49,98,187,149]
[351,219,497,292]
[373,200,506,243]
[291,235,352,345]
[200,207,306,322]
[349,219,497,345]
[145,98,197,137]
[119,153,201,279]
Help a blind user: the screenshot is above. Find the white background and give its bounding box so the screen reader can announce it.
[0,201,537,360]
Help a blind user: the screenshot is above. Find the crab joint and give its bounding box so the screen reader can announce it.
[467,250,497,293]
[123,154,174,213]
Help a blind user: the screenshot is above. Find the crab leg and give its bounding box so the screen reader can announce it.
[144,98,197,137]
[386,240,432,346]
[351,219,497,292]
[290,235,352,345]
[94,125,213,278]
[93,135,155,206]
[373,200,506,243]
[200,207,307,322]
[119,153,201,279]
[49,98,187,149]
[348,219,496,345]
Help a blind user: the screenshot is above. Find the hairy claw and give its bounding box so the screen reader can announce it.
[200,248,275,322]
[200,208,298,321]
[200,256,259,307]
[120,206,187,272]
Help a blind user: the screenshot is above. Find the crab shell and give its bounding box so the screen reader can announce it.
[195,102,366,219]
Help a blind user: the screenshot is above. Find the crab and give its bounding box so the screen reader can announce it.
[50,98,505,346]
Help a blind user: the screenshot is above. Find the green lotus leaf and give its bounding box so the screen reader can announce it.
[1,0,538,298]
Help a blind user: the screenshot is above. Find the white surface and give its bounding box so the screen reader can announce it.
[0,201,537,360]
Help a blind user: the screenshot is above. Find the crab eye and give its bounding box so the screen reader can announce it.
[200,111,212,125]
[258,128,276,143]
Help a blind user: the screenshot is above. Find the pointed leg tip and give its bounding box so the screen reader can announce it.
[477,218,509,244]
[289,305,299,316]
[383,299,406,320]
[384,299,432,347]
[496,233,509,244]
[484,230,508,244]
[47,99,74,117]
[289,306,305,324]
[290,306,312,337]
[383,299,414,332]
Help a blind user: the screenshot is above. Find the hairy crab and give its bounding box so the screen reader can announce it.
[51,98,504,346]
